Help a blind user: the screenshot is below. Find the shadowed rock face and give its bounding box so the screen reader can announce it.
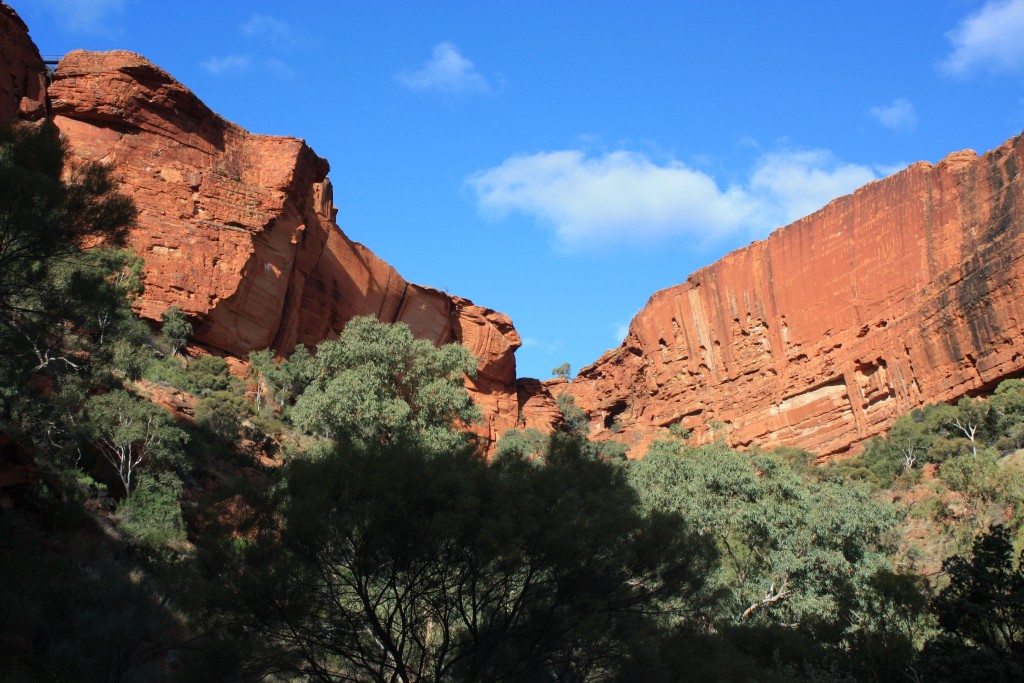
[40,47,529,444]
[566,135,1024,456]
[0,4,45,122]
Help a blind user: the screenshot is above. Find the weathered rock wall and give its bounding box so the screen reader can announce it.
[0,4,46,122]
[41,48,527,443]
[567,136,1024,456]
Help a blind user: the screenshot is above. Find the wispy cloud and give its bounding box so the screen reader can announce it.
[868,98,917,132]
[42,0,126,33]
[941,0,1024,77]
[748,150,879,227]
[467,147,884,250]
[397,42,490,94]
[241,14,296,45]
[201,54,252,75]
[265,58,298,80]
[520,337,562,353]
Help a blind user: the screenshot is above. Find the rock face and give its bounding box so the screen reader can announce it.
[567,134,1024,456]
[0,4,46,122]
[9,2,1024,458]
[40,48,527,444]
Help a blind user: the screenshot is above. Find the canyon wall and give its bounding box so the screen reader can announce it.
[46,49,527,443]
[0,3,530,444]
[567,136,1024,456]
[0,4,45,122]
[9,2,1024,458]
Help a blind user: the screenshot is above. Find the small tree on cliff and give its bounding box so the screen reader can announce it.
[161,306,192,357]
[290,316,480,452]
[551,362,571,380]
[82,390,188,497]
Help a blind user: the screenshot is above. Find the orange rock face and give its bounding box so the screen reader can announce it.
[41,48,529,444]
[567,134,1024,457]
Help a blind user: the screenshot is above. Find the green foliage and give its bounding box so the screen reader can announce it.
[245,348,276,412]
[82,390,188,496]
[922,525,1024,681]
[117,473,186,549]
[551,361,571,379]
[184,354,232,395]
[291,316,479,451]
[160,305,192,357]
[668,422,693,441]
[0,503,183,681]
[0,122,136,413]
[592,437,629,462]
[555,391,590,436]
[629,440,899,634]
[144,353,238,398]
[203,437,716,681]
[942,450,1024,529]
[196,390,249,444]
[494,426,549,461]
[107,314,154,381]
[991,379,1024,453]
[245,344,314,413]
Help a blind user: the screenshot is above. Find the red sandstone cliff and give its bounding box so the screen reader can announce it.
[566,136,1024,456]
[9,2,1024,459]
[46,49,526,443]
[0,3,528,444]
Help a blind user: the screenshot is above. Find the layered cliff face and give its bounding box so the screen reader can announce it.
[567,135,1024,456]
[37,46,526,443]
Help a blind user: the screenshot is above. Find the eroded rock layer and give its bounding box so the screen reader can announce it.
[42,48,526,443]
[567,136,1024,456]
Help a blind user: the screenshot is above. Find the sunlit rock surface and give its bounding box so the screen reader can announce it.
[566,135,1024,456]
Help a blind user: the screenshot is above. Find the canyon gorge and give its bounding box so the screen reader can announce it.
[4,2,1023,457]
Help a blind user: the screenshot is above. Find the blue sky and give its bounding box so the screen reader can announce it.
[11,0,1024,379]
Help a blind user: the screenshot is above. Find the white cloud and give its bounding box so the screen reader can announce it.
[397,42,490,94]
[42,0,125,33]
[748,150,879,227]
[868,98,917,132]
[241,14,295,44]
[467,150,753,248]
[201,54,251,75]
[941,0,1024,76]
[520,337,562,353]
[467,148,882,250]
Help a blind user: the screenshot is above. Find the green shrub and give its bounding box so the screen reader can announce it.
[196,390,249,444]
[117,474,186,549]
[186,354,233,395]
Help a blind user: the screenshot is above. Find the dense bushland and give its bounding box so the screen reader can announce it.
[2,122,1024,681]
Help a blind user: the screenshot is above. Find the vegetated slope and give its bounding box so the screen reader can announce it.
[567,134,1024,457]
